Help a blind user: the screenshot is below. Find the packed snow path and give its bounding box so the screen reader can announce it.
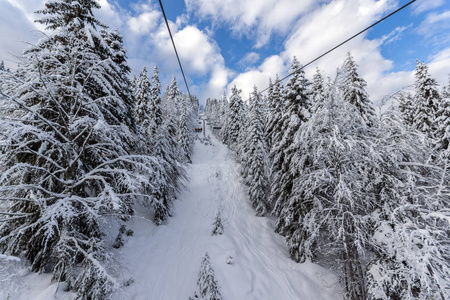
[114,125,340,300]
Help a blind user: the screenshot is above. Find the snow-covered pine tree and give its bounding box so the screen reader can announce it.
[177,95,194,163]
[0,60,5,71]
[270,57,310,220]
[211,210,224,236]
[0,1,158,298]
[236,99,250,177]
[310,68,326,114]
[165,76,183,114]
[434,75,450,153]
[340,52,376,126]
[284,82,383,299]
[196,253,222,300]
[367,107,450,300]
[134,66,153,135]
[265,76,283,157]
[150,66,163,129]
[219,93,230,143]
[412,60,441,137]
[398,91,415,128]
[226,85,245,150]
[246,86,269,216]
[149,68,186,225]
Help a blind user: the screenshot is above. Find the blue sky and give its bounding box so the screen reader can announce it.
[0,0,449,105]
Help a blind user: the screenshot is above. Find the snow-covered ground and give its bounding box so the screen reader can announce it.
[0,125,341,300]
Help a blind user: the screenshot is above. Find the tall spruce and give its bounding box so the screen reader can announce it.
[270,57,310,220]
[310,68,326,114]
[398,91,415,127]
[412,60,441,137]
[244,86,269,216]
[150,66,163,129]
[265,76,283,155]
[226,85,245,150]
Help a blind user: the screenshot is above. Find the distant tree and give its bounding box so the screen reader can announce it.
[434,75,450,153]
[310,68,326,114]
[150,66,163,129]
[226,85,245,150]
[211,210,224,236]
[340,52,376,126]
[134,66,152,134]
[412,60,441,136]
[398,91,415,127]
[218,93,230,143]
[177,95,194,163]
[265,76,283,156]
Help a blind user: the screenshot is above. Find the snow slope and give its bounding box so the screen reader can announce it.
[0,125,341,300]
[112,126,341,300]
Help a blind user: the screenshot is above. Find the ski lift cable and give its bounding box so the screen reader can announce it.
[257,0,417,96]
[158,0,192,99]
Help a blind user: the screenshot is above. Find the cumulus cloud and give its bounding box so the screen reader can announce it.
[186,0,317,47]
[227,55,286,100]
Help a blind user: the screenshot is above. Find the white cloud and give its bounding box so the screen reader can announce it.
[185,0,316,47]
[428,48,450,86]
[412,0,444,15]
[417,10,450,38]
[238,52,260,68]
[227,55,286,100]
[127,11,160,34]
[379,25,412,45]
[0,1,45,68]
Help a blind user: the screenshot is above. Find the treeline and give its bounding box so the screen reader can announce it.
[205,54,449,299]
[0,0,196,299]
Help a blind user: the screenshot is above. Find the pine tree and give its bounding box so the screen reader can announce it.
[211,210,224,236]
[434,75,450,153]
[219,93,230,143]
[226,85,245,150]
[196,253,222,300]
[134,66,152,135]
[165,76,182,114]
[366,107,449,300]
[0,1,155,298]
[265,76,283,155]
[150,66,163,130]
[284,82,382,298]
[270,57,310,220]
[398,91,415,127]
[246,86,269,216]
[340,52,376,126]
[412,60,441,136]
[310,68,326,114]
[177,95,193,163]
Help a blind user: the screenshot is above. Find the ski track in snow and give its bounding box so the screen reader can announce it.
[113,125,341,300]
